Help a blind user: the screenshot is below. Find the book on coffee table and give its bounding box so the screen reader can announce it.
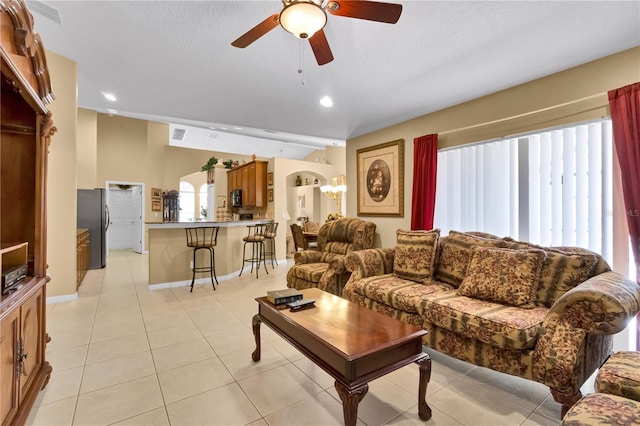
[266,288,303,305]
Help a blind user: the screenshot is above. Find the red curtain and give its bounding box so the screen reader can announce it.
[608,82,640,285]
[411,134,438,230]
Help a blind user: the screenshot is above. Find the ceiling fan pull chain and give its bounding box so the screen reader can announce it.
[298,39,305,86]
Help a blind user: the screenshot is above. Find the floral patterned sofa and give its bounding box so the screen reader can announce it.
[286,217,376,296]
[343,229,640,416]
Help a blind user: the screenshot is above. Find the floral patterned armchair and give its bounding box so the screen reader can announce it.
[286,217,376,296]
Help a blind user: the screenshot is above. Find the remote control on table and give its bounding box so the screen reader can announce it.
[288,298,315,311]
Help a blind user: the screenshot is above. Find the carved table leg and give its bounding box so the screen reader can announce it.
[251,314,262,362]
[335,381,369,426]
[417,355,432,421]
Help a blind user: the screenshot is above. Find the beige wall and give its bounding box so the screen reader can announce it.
[346,47,640,248]
[45,51,78,298]
[77,108,97,188]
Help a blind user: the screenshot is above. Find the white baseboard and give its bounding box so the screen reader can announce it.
[47,293,78,304]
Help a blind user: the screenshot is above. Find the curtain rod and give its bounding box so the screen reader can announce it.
[438,92,607,136]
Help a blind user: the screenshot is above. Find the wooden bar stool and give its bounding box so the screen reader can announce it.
[185,227,219,292]
[240,224,268,278]
[261,222,279,268]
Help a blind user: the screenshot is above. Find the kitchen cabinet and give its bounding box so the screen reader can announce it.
[1,1,54,424]
[77,229,90,288]
[227,161,267,207]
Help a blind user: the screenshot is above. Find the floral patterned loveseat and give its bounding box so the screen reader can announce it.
[343,229,640,416]
[287,217,376,296]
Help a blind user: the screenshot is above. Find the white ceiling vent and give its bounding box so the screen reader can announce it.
[27,1,62,24]
[171,128,187,141]
[208,133,218,139]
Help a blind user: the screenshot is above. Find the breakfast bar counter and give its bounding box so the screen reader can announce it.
[147,220,272,289]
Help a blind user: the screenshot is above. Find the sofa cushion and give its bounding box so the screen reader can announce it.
[343,283,425,328]
[457,246,546,308]
[595,351,640,402]
[393,229,440,283]
[435,230,510,287]
[347,274,453,314]
[287,263,329,283]
[503,239,600,307]
[418,292,547,350]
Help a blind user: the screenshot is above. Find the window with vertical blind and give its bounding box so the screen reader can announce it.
[434,119,613,263]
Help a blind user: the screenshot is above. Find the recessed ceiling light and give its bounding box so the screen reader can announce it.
[320,96,333,107]
[233,127,243,130]
[106,109,118,114]
[103,92,117,102]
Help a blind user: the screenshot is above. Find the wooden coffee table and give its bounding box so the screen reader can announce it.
[252,288,431,426]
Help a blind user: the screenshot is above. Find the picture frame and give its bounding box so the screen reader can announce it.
[151,187,162,199]
[267,172,273,186]
[151,199,162,212]
[267,188,273,202]
[217,195,227,208]
[356,139,404,216]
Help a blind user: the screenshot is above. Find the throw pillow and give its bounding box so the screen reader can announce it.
[393,229,440,283]
[501,238,600,307]
[457,246,546,308]
[434,230,510,287]
[537,249,598,307]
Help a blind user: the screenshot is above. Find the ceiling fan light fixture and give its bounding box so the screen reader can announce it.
[280,1,327,39]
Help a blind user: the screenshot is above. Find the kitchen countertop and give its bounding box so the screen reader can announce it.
[146,219,272,229]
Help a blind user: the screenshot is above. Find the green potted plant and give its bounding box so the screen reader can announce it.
[202,157,217,184]
[222,159,234,169]
[201,156,218,172]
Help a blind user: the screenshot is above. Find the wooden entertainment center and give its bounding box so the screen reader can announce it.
[1,0,55,423]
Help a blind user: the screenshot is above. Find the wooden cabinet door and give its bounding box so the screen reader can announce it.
[1,310,20,426]
[227,169,240,195]
[19,288,43,402]
[244,163,256,206]
[254,161,267,207]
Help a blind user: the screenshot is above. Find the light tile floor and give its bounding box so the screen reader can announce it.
[28,250,567,425]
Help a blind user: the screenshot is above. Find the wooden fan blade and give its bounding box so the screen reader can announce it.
[309,30,334,66]
[327,0,402,24]
[231,14,280,48]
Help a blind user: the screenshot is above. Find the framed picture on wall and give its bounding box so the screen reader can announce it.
[217,195,227,208]
[151,199,162,211]
[356,139,404,216]
[151,187,162,199]
[268,188,273,202]
[267,172,273,186]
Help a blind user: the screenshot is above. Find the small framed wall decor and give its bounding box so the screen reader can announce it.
[268,188,274,202]
[151,199,162,212]
[356,139,404,216]
[151,187,162,199]
[267,172,273,186]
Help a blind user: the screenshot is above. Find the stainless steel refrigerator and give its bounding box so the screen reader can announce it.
[77,189,110,269]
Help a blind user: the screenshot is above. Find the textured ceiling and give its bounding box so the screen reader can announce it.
[28,1,640,159]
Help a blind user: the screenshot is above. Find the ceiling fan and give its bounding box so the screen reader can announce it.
[231,0,402,66]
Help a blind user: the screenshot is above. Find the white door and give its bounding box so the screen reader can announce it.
[108,185,142,251]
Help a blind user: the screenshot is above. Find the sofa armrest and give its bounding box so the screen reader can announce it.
[293,250,323,265]
[533,272,640,394]
[547,271,640,334]
[345,248,395,282]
